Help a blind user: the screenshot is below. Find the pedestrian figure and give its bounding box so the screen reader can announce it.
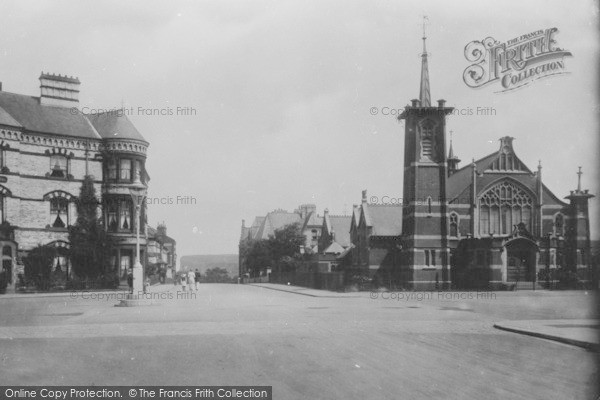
[180,272,187,291]
[127,267,133,293]
[194,268,201,290]
[187,269,195,291]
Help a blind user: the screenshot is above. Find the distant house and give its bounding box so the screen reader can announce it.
[318,209,352,273]
[239,204,323,277]
[146,223,177,278]
[352,190,403,284]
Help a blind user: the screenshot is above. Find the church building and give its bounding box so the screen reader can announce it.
[392,32,594,290]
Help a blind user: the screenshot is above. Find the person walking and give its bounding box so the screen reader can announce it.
[127,267,133,293]
[194,268,201,290]
[187,269,196,291]
[180,271,187,291]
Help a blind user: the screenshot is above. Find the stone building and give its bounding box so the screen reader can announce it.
[0,72,151,287]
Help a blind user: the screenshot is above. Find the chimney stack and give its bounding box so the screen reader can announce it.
[39,72,80,107]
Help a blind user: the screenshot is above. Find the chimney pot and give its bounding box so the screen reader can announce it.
[438,99,446,108]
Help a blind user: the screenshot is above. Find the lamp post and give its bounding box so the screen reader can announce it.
[546,233,552,290]
[128,179,147,296]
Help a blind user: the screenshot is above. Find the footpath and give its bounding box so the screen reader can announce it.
[250,283,600,351]
[494,319,599,351]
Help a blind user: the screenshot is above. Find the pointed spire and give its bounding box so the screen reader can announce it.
[419,16,431,107]
[447,130,461,176]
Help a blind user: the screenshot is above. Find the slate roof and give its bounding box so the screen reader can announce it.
[247,217,265,240]
[322,241,346,255]
[303,211,323,229]
[0,90,101,139]
[0,104,22,128]
[146,225,176,244]
[324,215,352,247]
[362,204,403,236]
[447,153,496,202]
[255,211,302,240]
[86,112,147,142]
[447,144,567,207]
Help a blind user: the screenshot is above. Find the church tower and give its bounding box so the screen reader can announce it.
[398,19,454,290]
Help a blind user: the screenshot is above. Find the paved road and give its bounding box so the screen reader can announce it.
[0,284,597,400]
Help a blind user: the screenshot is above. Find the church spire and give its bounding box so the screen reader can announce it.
[419,16,431,107]
[447,130,461,176]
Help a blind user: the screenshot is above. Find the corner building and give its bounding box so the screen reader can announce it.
[0,73,149,286]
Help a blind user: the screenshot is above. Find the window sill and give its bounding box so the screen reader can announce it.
[45,225,69,232]
[44,173,74,181]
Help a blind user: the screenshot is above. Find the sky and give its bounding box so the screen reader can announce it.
[0,0,598,258]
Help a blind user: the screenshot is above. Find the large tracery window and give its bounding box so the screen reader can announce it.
[479,181,533,236]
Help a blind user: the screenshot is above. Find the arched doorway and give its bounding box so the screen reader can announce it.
[505,238,537,283]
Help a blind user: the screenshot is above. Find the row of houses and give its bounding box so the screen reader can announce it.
[238,195,405,287]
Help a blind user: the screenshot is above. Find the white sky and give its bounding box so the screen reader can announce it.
[1,0,598,257]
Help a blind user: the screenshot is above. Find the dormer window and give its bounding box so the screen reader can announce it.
[50,155,67,178]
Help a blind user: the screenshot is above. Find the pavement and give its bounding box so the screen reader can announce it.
[248,282,363,297]
[252,282,600,350]
[494,319,599,351]
[0,283,598,399]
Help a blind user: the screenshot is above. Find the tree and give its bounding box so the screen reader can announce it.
[23,244,56,290]
[205,267,230,283]
[269,223,306,270]
[68,175,115,284]
[245,239,272,277]
[242,223,306,278]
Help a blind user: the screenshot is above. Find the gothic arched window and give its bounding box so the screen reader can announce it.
[478,180,533,236]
